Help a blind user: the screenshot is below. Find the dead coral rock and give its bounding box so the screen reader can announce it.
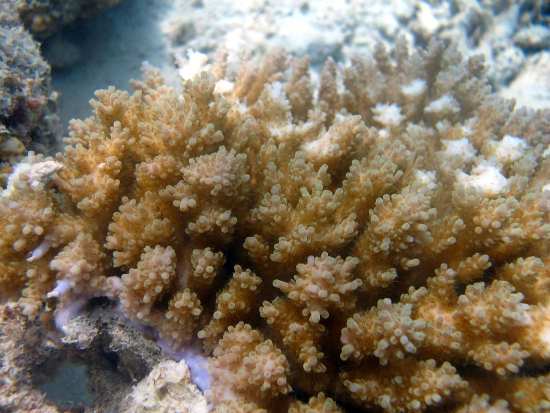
[0,303,60,412]
[0,0,61,178]
[1,300,204,412]
[61,300,167,408]
[125,359,208,413]
[17,0,123,39]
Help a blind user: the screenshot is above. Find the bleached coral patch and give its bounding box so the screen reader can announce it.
[415,170,437,190]
[440,137,477,163]
[2,159,64,197]
[268,81,289,108]
[485,135,528,164]
[176,49,211,81]
[214,78,234,95]
[302,114,346,156]
[455,158,508,196]
[401,79,427,97]
[372,103,406,127]
[424,95,460,118]
[258,82,296,137]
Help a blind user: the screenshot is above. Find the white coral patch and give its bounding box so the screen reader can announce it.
[234,100,249,116]
[2,160,64,197]
[539,325,550,358]
[269,81,285,101]
[176,49,211,81]
[214,78,234,95]
[372,103,406,127]
[302,114,346,156]
[401,79,427,96]
[265,81,291,112]
[302,138,333,156]
[415,170,437,189]
[542,185,550,211]
[424,95,460,116]
[54,296,89,333]
[455,160,508,196]
[488,135,527,164]
[441,138,477,163]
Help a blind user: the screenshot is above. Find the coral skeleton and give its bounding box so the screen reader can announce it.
[2,38,550,412]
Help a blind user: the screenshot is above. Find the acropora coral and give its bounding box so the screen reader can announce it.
[2,38,550,412]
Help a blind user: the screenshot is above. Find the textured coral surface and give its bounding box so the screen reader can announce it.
[2,39,550,412]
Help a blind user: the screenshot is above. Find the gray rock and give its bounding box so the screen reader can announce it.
[514,24,550,50]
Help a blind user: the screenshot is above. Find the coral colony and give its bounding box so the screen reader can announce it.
[3,38,550,412]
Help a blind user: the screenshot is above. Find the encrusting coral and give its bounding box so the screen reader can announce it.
[2,37,550,412]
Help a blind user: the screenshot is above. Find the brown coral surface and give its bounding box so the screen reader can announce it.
[2,39,550,412]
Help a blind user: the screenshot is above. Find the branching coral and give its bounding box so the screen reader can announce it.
[2,37,550,412]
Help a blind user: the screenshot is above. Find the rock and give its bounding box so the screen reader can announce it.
[514,24,550,50]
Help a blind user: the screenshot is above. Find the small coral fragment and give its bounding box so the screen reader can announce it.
[454,280,531,334]
[170,146,250,212]
[214,398,267,413]
[288,392,343,413]
[0,167,56,254]
[199,267,262,352]
[119,245,177,324]
[341,359,468,413]
[50,233,107,296]
[188,247,226,291]
[239,340,292,397]
[455,394,509,413]
[468,342,529,376]
[106,192,176,268]
[261,297,326,373]
[208,322,291,407]
[341,298,426,365]
[273,252,361,323]
[159,289,203,349]
[509,373,550,413]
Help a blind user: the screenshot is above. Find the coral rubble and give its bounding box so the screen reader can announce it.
[2,38,550,412]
